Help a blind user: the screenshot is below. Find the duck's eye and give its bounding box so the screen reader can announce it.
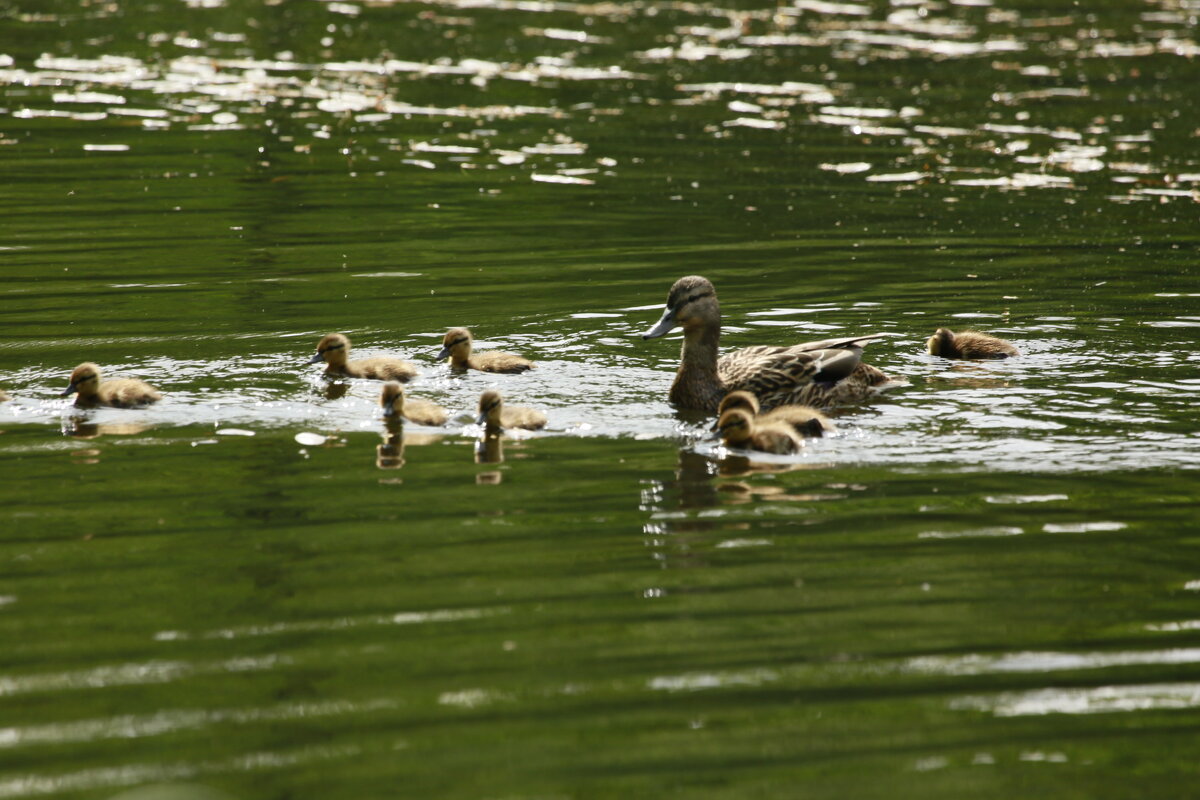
[320,343,345,355]
[449,337,469,347]
[77,373,98,384]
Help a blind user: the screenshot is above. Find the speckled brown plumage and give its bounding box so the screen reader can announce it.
[927,328,1019,359]
[438,328,534,374]
[642,275,900,413]
[61,362,161,408]
[310,333,417,381]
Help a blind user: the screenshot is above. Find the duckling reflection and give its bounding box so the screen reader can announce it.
[437,328,535,373]
[475,433,504,464]
[309,333,418,381]
[63,417,153,439]
[380,381,448,426]
[716,390,835,438]
[476,390,546,432]
[927,327,1019,359]
[375,422,444,471]
[61,362,161,408]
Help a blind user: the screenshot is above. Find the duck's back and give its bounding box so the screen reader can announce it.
[346,357,417,381]
[402,398,448,426]
[750,423,804,454]
[759,404,835,437]
[956,332,1020,359]
[470,351,535,374]
[501,406,547,430]
[99,378,161,408]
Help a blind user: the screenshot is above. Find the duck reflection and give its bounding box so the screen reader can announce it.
[475,433,503,464]
[374,419,443,471]
[62,415,153,440]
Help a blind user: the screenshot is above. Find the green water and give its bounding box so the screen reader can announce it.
[2,0,1200,796]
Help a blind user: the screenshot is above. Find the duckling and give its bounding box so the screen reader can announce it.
[476,389,546,431]
[716,390,835,438]
[927,327,1019,359]
[61,362,161,408]
[380,381,448,426]
[717,408,804,455]
[437,328,535,373]
[309,333,417,381]
[642,275,899,412]
[0,389,9,402]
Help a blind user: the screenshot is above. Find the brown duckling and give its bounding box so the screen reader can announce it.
[0,389,9,402]
[437,328,535,373]
[716,390,835,438]
[642,275,898,412]
[716,408,804,455]
[927,328,1019,359]
[61,362,161,408]
[380,381,448,426]
[309,333,418,381]
[476,389,546,431]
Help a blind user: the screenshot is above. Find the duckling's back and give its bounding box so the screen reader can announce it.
[99,378,161,408]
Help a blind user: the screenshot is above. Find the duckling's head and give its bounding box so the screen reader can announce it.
[62,362,102,398]
[437,328,473,363]
[926,328,957,357]
[717,408,754,445]
[380,381,404,417]
[642,275,719,339]
[311,333,351,366]
[477,389,503,427]
[717,390,760,416]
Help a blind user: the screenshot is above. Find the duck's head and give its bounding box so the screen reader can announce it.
[717,408,754,445]
[311,333,350,366]
[62,362,102,398]
[437,328,472,363]
[926,328,957,357]
[380,381,404,418]
[477,389,503,427]
[642,275,719,339]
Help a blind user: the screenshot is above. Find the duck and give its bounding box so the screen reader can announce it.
[309,333,417,381]
[641,275,898,412]
[476,389,546,431]
[716,390,835,438]
[437,328,535,373]
[717,408,804,455]
[380,381,448,426]
[61,362,161,408]
[927,327,1019,359]
[0,389,9,402]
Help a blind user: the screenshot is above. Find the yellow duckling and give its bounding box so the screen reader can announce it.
[927,328,1019,359]
[716,390,835,438]
[309,333,417,381]
[717,408,804,455]
[476,389,546,431]
[642,275,898,412]
[380,381,448,426]
[437,328,535,373]
[61,362,161,408]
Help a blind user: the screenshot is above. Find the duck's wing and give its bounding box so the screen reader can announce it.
[719,346,805,390]
[786,333,896,353]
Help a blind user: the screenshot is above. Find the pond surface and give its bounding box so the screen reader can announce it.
[2,0,1199,797]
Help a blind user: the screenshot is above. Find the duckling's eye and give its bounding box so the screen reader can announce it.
[77,374,98,384]
[449,337,469,347]
[320,343,345,355]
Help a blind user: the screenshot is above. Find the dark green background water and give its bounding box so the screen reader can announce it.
[2,0,1199,797]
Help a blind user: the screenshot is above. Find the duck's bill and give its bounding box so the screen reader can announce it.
[475,412,488,425]
[60,383,76,397]
[435,347,451,361]
[308,353,324,364]
[641,307,677,339]
[382,404,397,418]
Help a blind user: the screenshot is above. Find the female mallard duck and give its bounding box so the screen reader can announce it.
[380,381,448,426]
[716,390,835,438]
[61,362,161,408]
[641,275,897,413]
[309,333,417,381]
[927,328,1019,359]
[717,408,804,455]
[476,390,546,431]
[437,328,535,373]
